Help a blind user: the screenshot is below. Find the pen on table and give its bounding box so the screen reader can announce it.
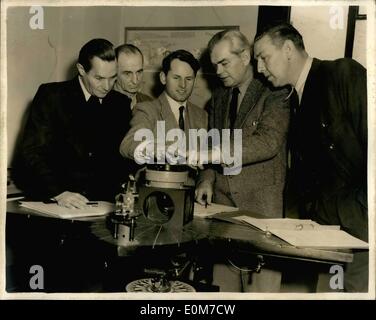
[203,195,210,209]
[43,199,59,204]
[202,194,208,208]
[43,199,98,206]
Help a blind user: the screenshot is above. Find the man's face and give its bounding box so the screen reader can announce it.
[210,39,250,88]
[116,52,144,95]
[78,56,117,98]
[253,35,290,87]
[160,59,196,103]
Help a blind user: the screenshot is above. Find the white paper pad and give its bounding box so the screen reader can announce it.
[19,201,115,219]
[233,215,368,249]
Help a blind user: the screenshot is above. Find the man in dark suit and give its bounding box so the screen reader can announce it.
[114,44,152,109]
[10,38,134,292]
[13,38,132,207]
[195,30,290,292]
[253,22,368,292]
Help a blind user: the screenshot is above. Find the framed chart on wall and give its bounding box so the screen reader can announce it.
[125,26,239,72]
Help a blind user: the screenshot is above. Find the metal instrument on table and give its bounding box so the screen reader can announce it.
[110,175,140,242]
[108,165,197,292]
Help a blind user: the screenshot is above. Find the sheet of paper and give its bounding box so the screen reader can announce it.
[271,229,369,249]
[231,215,366,249]
[233,215,340,231]
[19,201,115,219]
[194,202,238,218]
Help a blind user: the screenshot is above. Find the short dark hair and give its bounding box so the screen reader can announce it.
[254,22,305,50]
[78,38,116,72]
[161,49,200,75]
[208,29,251,56]
[115,43,144,62]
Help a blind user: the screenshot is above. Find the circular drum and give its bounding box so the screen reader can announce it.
[145,164,189,189]
[126,278,195,293]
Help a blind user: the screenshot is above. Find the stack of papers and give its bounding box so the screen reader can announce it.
[19,201,115,219]
[270,229,369,250]
[233,216,340,231]
[194,202,239,218]
[233,215,368,249]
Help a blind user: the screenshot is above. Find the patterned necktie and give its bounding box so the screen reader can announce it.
[179,106,185,131]
[229,87,240,129]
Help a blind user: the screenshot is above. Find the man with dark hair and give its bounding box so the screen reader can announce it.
[115,44,152,109]
[195,29,290,292]
[253,22,368,292]
[10,38,134,292]
[13,38,132,208]
[120,49,207,162]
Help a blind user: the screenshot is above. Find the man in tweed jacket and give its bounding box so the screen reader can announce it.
[196,30,290,292]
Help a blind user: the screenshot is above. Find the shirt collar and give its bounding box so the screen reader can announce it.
[78,76,102,104]
[165,92,187,111]
[294,56,313,103]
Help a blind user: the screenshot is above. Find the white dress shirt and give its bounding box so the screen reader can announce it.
[294,56,313,104]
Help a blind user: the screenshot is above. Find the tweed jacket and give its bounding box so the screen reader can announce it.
[135,91,153,104]
[120,92,208,160]
[199,77,290,217]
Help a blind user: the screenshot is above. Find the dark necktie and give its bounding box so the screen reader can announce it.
[229,87,240,130]
[179,106,185,131]
[288,88,300,169]
[87,95,101,109]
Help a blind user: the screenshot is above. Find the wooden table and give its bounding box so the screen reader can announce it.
[6,201,355,292]
[6,200,353,263]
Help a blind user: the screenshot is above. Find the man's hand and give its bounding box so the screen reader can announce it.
[54,191,89,209]
[195,180,213,206]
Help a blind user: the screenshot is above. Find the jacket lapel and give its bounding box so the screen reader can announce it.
[67,77,87,114]
[186,101,201,130]
[158,92,179,133]
[236,79,264,128]
[300,58,321,108]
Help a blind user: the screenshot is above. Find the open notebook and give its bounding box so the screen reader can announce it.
[233,215,368,250]
[19,201,115,219]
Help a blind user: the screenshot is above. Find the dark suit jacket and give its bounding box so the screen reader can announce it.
[120,92,208,159]
[289,58,367,240]
[199,77,290,217]
[12,77,132,201]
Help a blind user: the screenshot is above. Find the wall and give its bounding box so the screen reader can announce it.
[6,5,259,165]
[291,5,366,67]
[291,6,349,60]
[352,8,367,68]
